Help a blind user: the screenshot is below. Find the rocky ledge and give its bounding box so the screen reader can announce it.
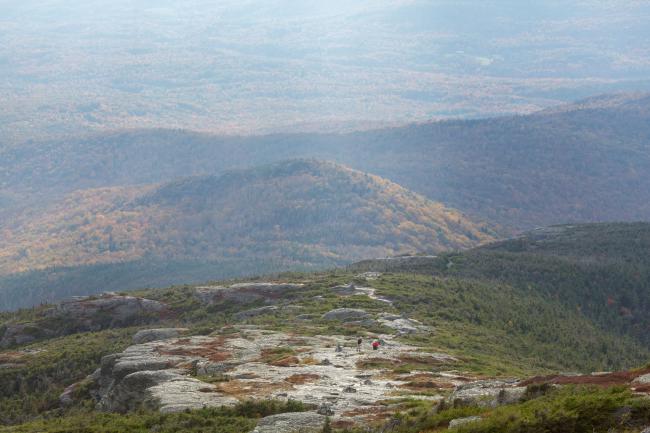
[0,294,169,348]
[89,326,460,424]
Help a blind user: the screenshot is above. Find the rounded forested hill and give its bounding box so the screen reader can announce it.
[0,159,495,276]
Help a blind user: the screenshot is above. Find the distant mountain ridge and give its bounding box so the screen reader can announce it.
[2,93,649,232]
[0,160,493,309]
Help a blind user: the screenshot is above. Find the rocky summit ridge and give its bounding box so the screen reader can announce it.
[8,276,643,432]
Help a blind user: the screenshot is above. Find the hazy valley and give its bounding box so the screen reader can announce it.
[3,1,650,432]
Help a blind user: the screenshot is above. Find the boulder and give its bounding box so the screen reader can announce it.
[322,308,370,322]
[317,402,334,416]
[1,295,168,349]
[634,373,650,384]
[378,313,430,335]
[53,294,167,327]
[449,416,482,429]
[330,284,358,296]
[133,328,189,344]
[0,323,52,349]
[98,369,182,412]
[251,412,326,433]
[449,380,524,408]
[95,337,238,413]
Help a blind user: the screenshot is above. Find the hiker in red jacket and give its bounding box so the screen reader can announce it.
[372,340,380,351]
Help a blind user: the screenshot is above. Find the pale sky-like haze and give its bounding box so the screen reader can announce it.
[1,0,650,142]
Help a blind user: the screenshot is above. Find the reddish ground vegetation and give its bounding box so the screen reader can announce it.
[285,373,320,384]
[632,384,650,393]
[270,356,300,367]
[156,336,232,362]
[398,354,448,366]
[284,337,309,346]
[198,387,216,393]
[0,352,24,362]
[520,367,650,388]
[332,419,356,430]
[398,373,456,390]
[356,357,400,369]
[342,405,394,422]
[217,380,290,399]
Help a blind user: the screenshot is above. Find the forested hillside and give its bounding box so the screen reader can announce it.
[352,222,650,351]
[2,93,649,232]
[0,160,493,310]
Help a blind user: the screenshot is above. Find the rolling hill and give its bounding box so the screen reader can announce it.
[2,93,650,232]
[0,159,494,310]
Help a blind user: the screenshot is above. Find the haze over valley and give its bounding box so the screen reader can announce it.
[3,2,650,432]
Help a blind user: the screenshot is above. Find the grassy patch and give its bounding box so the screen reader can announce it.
[1,399,312,433]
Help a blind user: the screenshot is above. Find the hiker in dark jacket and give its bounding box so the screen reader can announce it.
[357,337,363,352]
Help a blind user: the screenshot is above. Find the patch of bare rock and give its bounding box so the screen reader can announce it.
[0,293,168,348]
[251,412,326,433]
[87,326,460,425]
[448,379,525,408]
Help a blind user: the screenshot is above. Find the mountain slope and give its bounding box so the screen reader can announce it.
[2,227,650,429]
[0,160,493,309]
[351,222,650,349]
[2,93,650,232]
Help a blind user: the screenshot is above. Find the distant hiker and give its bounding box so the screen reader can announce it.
[336,342,343,353]
[372,340,380,351]
[357,337,362,352]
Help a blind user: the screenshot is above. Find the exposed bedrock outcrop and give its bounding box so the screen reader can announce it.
[448,379,525,408]
[448,416,482,429]
[250,412,326,433]
[91,326,459,423]
[321,308,370,322]
[1,294,168,348]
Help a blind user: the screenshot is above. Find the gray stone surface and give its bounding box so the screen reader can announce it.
[330,284,358,295]
[0,323,50,348]
[378,313,431,335]
[449,379,524,408]
[92,326,457,421]
[53,294,167,326]
[251,412,326,433]
[1,294,169,349]
[96,335,239,412]
[133,328,189,344]
[634,373,650,384]
[448,416,482,429]
[322,308,370,322]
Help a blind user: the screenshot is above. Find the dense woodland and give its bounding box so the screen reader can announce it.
[354,223,650,358]
[0,160,493,310]
[2,93,649,233]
